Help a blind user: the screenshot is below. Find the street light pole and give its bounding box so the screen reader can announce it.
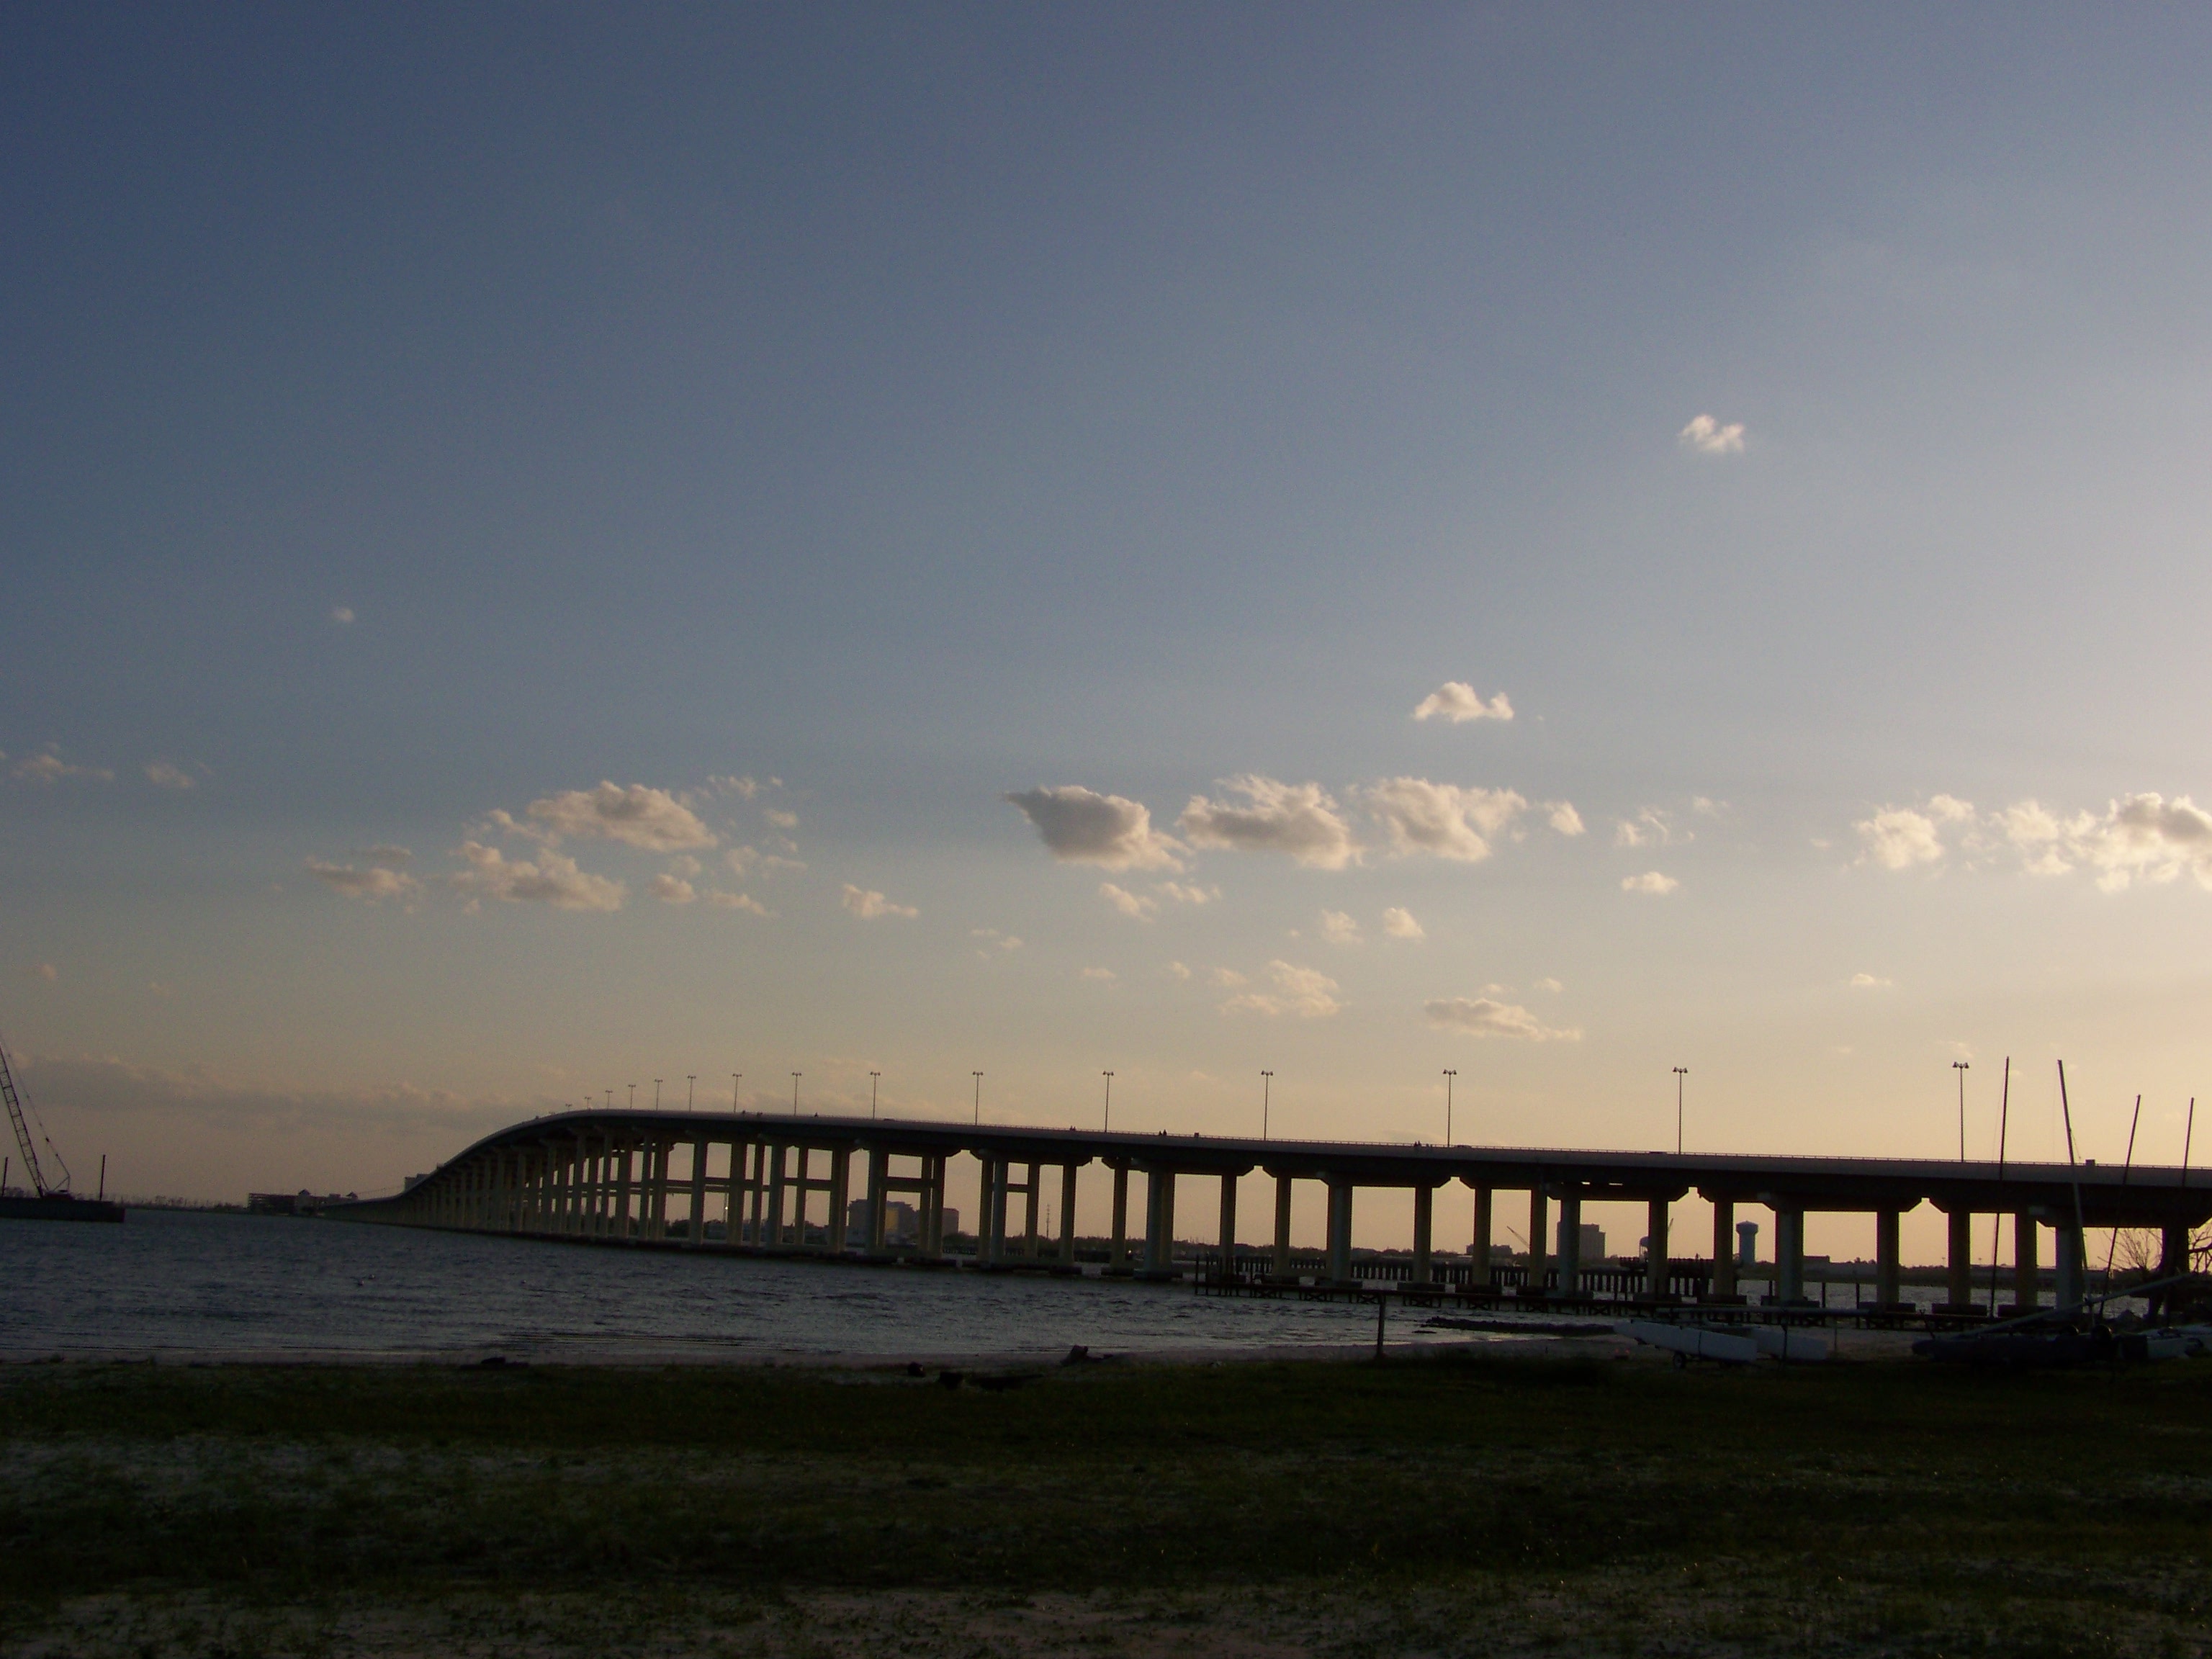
[870,1070,880,1119]
[653,1079,661,1112]
[973,1071,984,1126]
[1261,1071,1272,1140]
[1671,1067,1689,1155]
[627,1084,636,1112]
[1443,1069,1457,1144]
[791,1072,801,1117]
[1952,1061,1970,1163]
[731,1073,741,1110]
[1102,1071,1113,1132]
[686,1075,695,1112]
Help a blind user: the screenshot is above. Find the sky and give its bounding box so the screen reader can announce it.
[6,6,2212,1260]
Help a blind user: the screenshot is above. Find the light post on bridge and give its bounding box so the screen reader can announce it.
[731,1073,742,1111]
[627,1084,636,1112]
[1672,1067,1688,1155]
[870,1071,880,1119]
[686,1075,695,1112]
[1102,1071,1113,1132]
[653,1079,662,1112]
[972,1071,984,1126]
[1953,1061,1969,1163]
[1443,1069,1457,1144]
[1261,1071,1272,1140]
[791,1073,801,1116]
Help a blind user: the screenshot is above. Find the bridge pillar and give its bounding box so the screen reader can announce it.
[989,1157,1010,1264]
[1644,1197,1670,1302]
[924,1154,947,1256]
[1217,1173,1238,1284]
[1709,1199,1737,1299]
[1107,1166,1130,1274]
[1941,1208,1974,1311]
[647,1142,670,1241]
[1325,1180,1354,1286]
[864,1148,888,1253]
[1874,1209,1902,1308]
[2010,1213,2039,1314]
[1556,1189,1582,1298]
[685,1137,708,1245]
[1776,1209,1805,1303]
[1058,1162,1079,1264]
[2160,1225,2192,1317]
[830,1147,852,1253]
[616,1146,636,1241]
[2054,1220,2086,1310]
[1411,1184,1434,1287]
[1523,1187,1549,1299]
[1142,1168,1178,1277]
[765,1144,787,1249]
[1022,1161,1041,1258]
[1470,1185,1493,1292]
[1271,1174,1293,1281]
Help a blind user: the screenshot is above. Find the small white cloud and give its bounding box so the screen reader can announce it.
[705,889,768,914]
[1854,801,1964,871]
[706,774,760,799]
[1614,807,1686,849]
[1162,961,1192,980]
[331,606,356,626]
[1100,882,1159,921]
[1546,801,1585,837]
[1080,966,1117,981]
[1382,906,1425,940]
[763,808,799,830]
[1413,682,1514,724]
[1533,976,1563,993]
[1364,778,1527,863]
[1004,786,1187,871]
[306,859,422,902]
[1424,996,1581,1042]
[1209,966,1249,989]
[1622,871,1679,895]
[841,884,917,920]
[1156,881,1219,905]
[667,854,703,878]
[448,843,624,912]
[358,845,413,868]
[1320,909,1362,945]
[1218,960,1341,1020]
[648,873,696,905]
[523,783,716,853]
[1692,796,1726,819]
[1179,776,1358,869]
[1678,414,1745,457]
[1850,972,1892,989]
[33,963,58,981]
[144,760,196,791]
[12,749,113,785]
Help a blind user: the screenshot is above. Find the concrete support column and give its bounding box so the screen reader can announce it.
[1557,1189,1583,1298]
[2013,1213,2040,1312]
[1021,1162,1040,1259]
[1108,1166,1130,1272]
[1776,1209,1805,1303]
[1058,1163,1079,1264]
[1325,1181,1354,1285]
[1524,1187,1550,1298]
[865,1148,888,1253]
[829,1147,852,1252]
[1709,1199,1737,1298]
[1470,1186,1494,1290]
[1142,1168,1178,1276]
[687,1138,709,1245]
[1943,1209,1974,1310]
[1272,1176,1295,1280]
[1218,1173,1238,1283]
[616,1147,637,1241]
[925,1154,947,1255]
[2160,1224,2192,1316]
[1411,1184,1434,1287]
[765,1145,787,1248]
[649,1143,671,1240]
[2054,1220,2086,1310]
[1875,1209,1902,1308]
[989,1158,1011,1264]
[1644,1197,1671,1301]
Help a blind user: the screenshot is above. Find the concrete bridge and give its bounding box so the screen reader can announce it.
[336,1109,2210,1315]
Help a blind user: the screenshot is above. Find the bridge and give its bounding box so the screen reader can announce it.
[335,1109,2211,1316]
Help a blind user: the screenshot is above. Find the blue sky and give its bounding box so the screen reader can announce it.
[6,7,2212,1255]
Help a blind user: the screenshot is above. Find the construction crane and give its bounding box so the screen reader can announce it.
[0,1024,73,1198]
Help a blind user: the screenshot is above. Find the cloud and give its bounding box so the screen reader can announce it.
[524,782,716,853]
[12,749,112,785]
[1547,802,1585,837]
[1533,976,1563,993]
[841,884,917,920]
[706,774,761,799]
[1854,796,1973,870]
[331,607,356,626]
[1319,909,1361,945]
[1209,967,1249,989]
[1364,778,1527,863]
[1850,973,1892,989]
[1100,882,1158,921]
[1080,966,1117,981]
[449,843,625,912]
[1614,807,1688,849]
[706,889,768,914]
[1003,786,1187,871]
[144,760,196,791]
[649,873,696,904]
[1156,881,1219,905]
[1219,960,1341,1020]
[1413,682,1514,724]
[2002,792,2212,891]
[667,854,703,878]
[1382,907,1426,940]
[1424,997,1581,1042]
[357,845,413,869]
[1179,776,1358,870]
[1678,414,1745,456]
[763,808,799,830]
[305,859,422,902]
[1622,871,1679,895]
[1162,961,1192,980]
[971,927,1022,951]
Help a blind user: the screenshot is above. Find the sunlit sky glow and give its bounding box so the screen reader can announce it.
[7,8,2212,1261]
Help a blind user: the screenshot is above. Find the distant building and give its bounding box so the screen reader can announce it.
[1737,1220,1759,1267]
[1555,1220,1604,1260]
[845,1197,925,1244]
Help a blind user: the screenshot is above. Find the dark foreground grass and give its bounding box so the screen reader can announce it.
[2,1354,2208,1656]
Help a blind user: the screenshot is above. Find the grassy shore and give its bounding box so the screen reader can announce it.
[3,1353,2208,1656]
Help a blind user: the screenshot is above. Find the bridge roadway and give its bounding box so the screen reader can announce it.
[336,1109,2211,1314]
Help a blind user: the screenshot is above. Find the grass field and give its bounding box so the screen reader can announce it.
[3,1352,2208,1657]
